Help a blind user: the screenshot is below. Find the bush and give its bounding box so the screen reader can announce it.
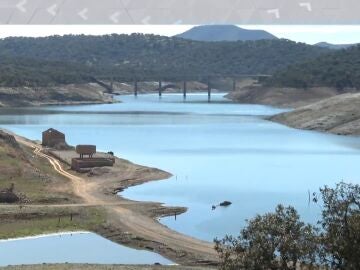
[317,182,360,269]
[215,205,318,270]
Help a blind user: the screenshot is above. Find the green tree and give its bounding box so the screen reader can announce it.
[316,182,360,269]
[215,182,360,270]
[215,205,318,270]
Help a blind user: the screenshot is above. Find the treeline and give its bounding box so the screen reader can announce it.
[0,57,92,87]
[267,45,360,90]
[0,34,329,86]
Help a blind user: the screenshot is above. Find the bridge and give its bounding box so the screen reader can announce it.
[93,74,272,101]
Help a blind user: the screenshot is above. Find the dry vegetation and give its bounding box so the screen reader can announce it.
[0,131,80,204]
[0,131,106,239]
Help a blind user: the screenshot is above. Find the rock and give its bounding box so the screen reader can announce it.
[219,201,232,207]
[0,131,19,148]
[0,191,19,203]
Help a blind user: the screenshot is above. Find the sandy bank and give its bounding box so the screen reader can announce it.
[0,83,116,107]
[269,92,360,136]
[226,86,342,108]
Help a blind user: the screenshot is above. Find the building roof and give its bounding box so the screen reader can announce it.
[42,128,65,136]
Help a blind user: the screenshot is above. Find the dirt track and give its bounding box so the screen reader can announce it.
[14,135,217,266]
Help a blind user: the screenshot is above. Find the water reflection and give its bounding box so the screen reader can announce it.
[0,232,172,266]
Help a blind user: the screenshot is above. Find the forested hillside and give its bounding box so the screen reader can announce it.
[0,34,328,86]
[267,45,360,90]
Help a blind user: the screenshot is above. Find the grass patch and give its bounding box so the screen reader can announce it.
[0,206,106,240]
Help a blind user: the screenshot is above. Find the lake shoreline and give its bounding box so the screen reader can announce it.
[0,231,90,242]
[0,129,217,266]
[268,92,360,136]
[0,84,118,108]
[0,264,212,270]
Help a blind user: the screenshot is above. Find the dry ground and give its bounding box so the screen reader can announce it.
[0,83,115,107]
[226,85,343,108]
[270,92,360,136]
[0,131,80,205]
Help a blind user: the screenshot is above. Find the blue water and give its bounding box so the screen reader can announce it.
[1,93,360,244]
[0,233,172,266]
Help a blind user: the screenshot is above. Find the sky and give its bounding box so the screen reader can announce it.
[0,25,359,45]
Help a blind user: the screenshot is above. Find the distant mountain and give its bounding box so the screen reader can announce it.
[315,42,357,50]
[175,25,277,42]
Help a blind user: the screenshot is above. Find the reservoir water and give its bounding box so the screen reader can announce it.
[0,232,172,266]
[1,93,360,259]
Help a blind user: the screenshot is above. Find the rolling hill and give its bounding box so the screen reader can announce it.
[315,42,357,50]
[0,34,328,87]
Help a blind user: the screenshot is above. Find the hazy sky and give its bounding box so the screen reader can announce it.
[0,25,359,45]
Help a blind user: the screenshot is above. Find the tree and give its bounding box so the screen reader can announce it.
[215,205,318,270]
[267,45,360,90]
[316,182,360,269]
[215,182,360,270]
[0,35,329,87]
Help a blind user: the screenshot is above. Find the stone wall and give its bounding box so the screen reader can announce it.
[71,157,115,171]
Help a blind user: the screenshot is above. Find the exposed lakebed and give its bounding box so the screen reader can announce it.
[1,93,360,262]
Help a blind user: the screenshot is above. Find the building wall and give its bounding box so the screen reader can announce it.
[71,157,115,171]
[42,131,65,147]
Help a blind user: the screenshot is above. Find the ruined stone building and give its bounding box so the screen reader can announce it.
[42,128,66,148]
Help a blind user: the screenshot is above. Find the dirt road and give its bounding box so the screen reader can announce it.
[15,136,217,265]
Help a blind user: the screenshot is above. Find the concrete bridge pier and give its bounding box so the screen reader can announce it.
[134,80,138,97]
[183,81,187,99]
[207,80,211,102]
[233,78,236,92]
[110,77,114,92]
[159,80,162,97]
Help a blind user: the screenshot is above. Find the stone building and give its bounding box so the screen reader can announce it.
[42,128,66,148]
